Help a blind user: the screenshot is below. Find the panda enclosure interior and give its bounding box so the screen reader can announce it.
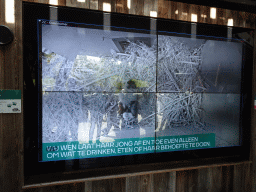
[41,23,242,148]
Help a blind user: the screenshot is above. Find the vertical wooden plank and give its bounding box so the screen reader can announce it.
[170,1,178,21]
[233,164,243,192]
[84,181,93,192]
[208,167,222,192]
[66,0,77,7]
[234,163,252,192]
[169,171,176,192]
[58,0,66,6]
[129,0,144,16]
[252,13,256,29]
[16,0,24,189]
[217,8,226,26]
[197,168,211,191]
[183,3,190,22]
[231,10,239,28]
[221,165,234,192]
[176,2,189,21]
[144,0,157,17]
[236,11,242,28]
[66,0,89,8]
[247,12,254,29]
[126,174,153,192]
[176,2,182,21]
[198,5,209,24]
[90,0,98,10]
[176,169,198,192]
[116,0,128,14]
[244,163,252,192]
[92,178,125,192]
[153,173,169,192]
[237,11,249,28]
[157,0,170,19]
[244,12,252,29]
[176,171,186,192]
[189,4,199,23]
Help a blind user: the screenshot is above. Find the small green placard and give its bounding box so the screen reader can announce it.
[0,90,21,113]
[0,90,21,99]
[42,133,215,161]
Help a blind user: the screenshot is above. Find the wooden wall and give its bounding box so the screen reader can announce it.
[0,0,255,191]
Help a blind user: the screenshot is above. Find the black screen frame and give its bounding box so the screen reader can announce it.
[23,2,253,185]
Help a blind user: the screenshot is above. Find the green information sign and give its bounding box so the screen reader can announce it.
[0,90,21,113]
[42,133,215,161]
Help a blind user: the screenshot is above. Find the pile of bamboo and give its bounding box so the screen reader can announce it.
[157,36,206,129]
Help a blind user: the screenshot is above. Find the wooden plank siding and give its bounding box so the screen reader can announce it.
[0,0,255,191]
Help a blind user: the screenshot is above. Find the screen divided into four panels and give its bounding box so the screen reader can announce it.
[40,20,242,161]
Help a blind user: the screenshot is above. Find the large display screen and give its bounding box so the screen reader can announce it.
[39,17,244,162]
[23,2,253,184]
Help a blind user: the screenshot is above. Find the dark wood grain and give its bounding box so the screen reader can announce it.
[170,1,178,21]
[126,174,153,192]
[15,0,24,189]
[169,171,176,192]
[230,10,239,28]
[217,8,226,26]
[157,0,170,19]
[64,0,74,7]
[234,163,252,192]
[116,0,128,14]
[247,12,254,29]
[176,169,198,192]
[176,2,186,21]
[58,0,66,6]
[238,11,248,28]
[153,173,170,192]
[129,0,144,16]
[84,181,93,192]
[198,5,209,24]
[221,165,234,192]
[189,4,199,23]
[144,0,157,17]
[208,167,222,192]
[197,168,210,191]
[89,0,98,10]
[92,178,125,192]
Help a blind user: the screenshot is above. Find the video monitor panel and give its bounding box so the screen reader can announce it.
[155,34,243,150]
[39,19,158,161]
[39,17,245,162]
